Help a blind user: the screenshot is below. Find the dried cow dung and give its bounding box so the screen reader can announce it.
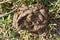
[13,3,49,33]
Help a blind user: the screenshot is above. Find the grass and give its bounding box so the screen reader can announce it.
[0,0,60,40]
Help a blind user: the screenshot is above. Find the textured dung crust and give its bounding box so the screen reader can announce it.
[13,3,49,32]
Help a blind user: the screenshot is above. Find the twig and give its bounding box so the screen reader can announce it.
[0,0,21,17]
[0,7,17,17]
[0,1,7,4]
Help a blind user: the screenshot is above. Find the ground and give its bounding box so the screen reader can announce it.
[0,0,60,40]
